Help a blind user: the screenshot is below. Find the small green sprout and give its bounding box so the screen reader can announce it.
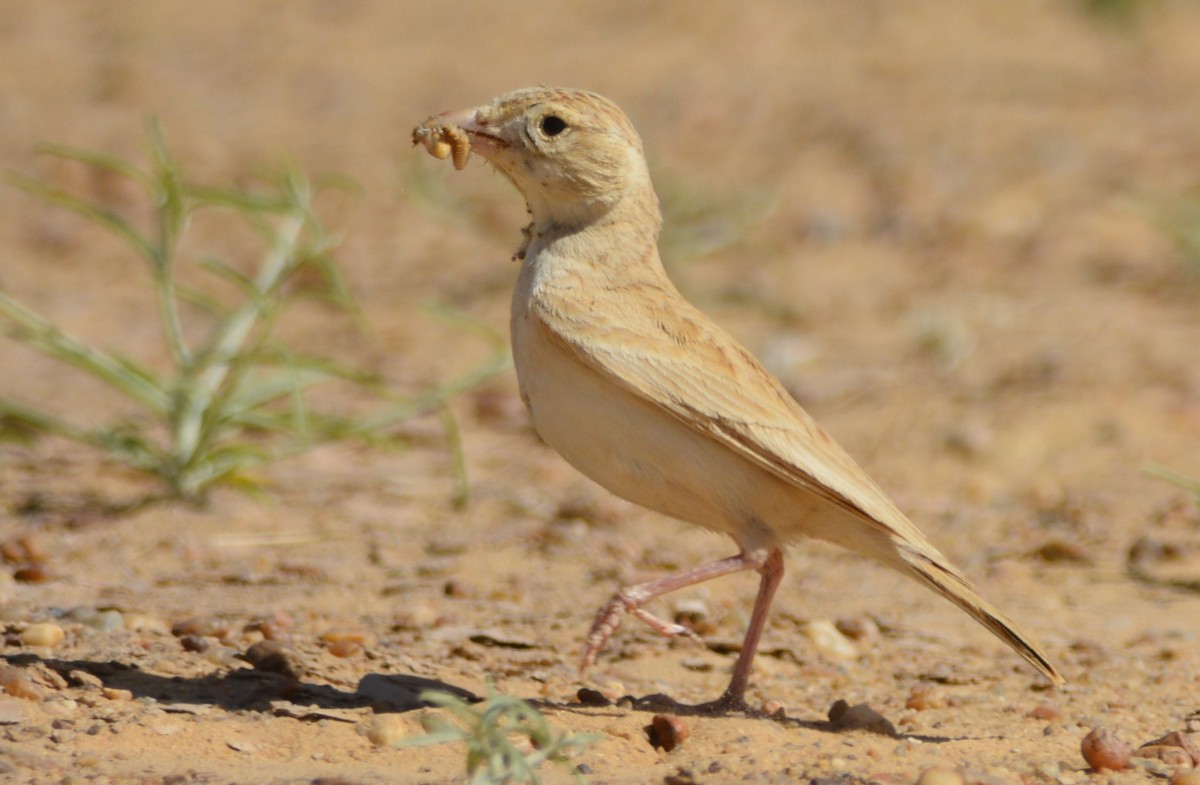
[399,688,599,785]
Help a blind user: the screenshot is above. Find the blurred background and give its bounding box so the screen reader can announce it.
[0,2,1199,778]
[3,0,1197,499]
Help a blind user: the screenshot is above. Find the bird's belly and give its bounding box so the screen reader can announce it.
[512,319,828,551]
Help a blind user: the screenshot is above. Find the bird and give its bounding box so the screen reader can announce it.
[413,87,1063,713]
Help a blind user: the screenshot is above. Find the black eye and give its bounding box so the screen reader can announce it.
[540,115,567,137]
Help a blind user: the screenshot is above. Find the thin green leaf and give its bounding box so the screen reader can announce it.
[0,292,171,413]
[423,302,507,353]
[187,183,291,214]
[197,255,258,296]
[440,404,469,509]
[392,730,469,749]
[1144,462,1200,497]
[176,443,270,495]
[6,171,157,262]
[174,284,232,319]
[223,368,336,415]
[252,347,383,387]
[312,170,365,199]
[33,142,153,191]
[0,399,95,443]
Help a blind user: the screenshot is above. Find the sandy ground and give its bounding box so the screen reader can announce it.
[2,2,1200,783]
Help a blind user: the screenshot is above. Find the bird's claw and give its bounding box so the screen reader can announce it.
[580,590,701,673]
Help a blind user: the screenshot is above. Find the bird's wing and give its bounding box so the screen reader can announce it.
[531,287,926,545]
[534,282,1068,684]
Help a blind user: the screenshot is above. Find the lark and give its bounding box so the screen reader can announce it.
[414,88,1062,713]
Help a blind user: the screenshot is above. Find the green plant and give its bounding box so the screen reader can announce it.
[399,688,598,785]
[1152,187,1200,281]
[653,165,776,267]
[0,121,508,504]
[1144,463,1200,504]
[1079,0,1156,27]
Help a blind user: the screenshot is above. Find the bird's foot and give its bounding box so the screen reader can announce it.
[688,689,759,717]
[580,589,699,671]
[612,689,762,717]
[631,608,697,639]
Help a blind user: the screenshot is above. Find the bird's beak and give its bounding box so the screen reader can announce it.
[432,107,506,162]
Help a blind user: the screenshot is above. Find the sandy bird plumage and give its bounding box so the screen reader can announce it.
[414,87,1062,712]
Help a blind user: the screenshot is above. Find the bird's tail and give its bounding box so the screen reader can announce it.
[899,545,1064,685]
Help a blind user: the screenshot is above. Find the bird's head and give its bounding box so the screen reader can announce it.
[426,87,659,233]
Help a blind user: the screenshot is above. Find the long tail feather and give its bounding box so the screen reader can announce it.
[902,549,1064,684]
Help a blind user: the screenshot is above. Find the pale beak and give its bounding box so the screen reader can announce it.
[433,107,506,161]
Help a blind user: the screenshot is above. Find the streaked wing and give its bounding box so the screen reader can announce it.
[531,287,920,542]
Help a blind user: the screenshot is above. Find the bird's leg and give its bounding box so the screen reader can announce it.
[581,547,784,710]
[697,547,785,714]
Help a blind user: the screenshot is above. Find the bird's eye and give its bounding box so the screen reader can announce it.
[540,115,567,137]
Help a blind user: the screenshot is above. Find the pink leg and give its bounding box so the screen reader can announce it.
[707,547,784,710]
[582,546,785,712]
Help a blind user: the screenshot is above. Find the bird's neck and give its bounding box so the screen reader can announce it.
[524,186,663,269]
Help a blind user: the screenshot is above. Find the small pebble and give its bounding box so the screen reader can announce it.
[393,604,438,630]
[0,699,25,724]
[20,622,65,649]
[0,667,44,705]
[576,688,612,707]
[1136,731,1200,767]
[92,610,125,633]
[1081,727,1131,772]
[179,634,210,653]
[672,598,708,620]
[244,611,295,639]
[0,534,46,564]
[906,685,947,711]
[123,613,170,634]
[801,619,859,661]
[648,714,689,752]
[101,688,133,701]
[172,617,230,639]
[835,616,880,643]
[65,607,98,624]
[146,716,184,736]
[252,620,292,641]
[828,700,897,736]
[1138,746,1194,768]
[671,598,713,634]
[1173,771,1200,785]
[13,565,52,583]
[943,421,992,457]
[227,738,258,753]
[319,628,376,647]
[0,667,44,701]
[916,767,964,785]
[45,705,76,724]
[326,639,362,658]
[366,714,410,747]
[1030,700,1062,721]
[200,644,241,668]
[66,607,124,633]
[67,670,103,690]
[443,579,473,598]
[663,768,698,785]
[241,640,301,679]
[1033,539,1092,564]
